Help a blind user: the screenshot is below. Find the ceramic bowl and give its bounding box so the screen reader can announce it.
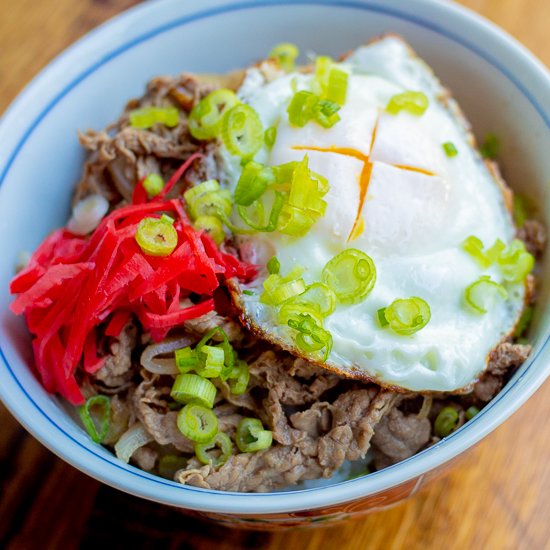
[1,0,549,529]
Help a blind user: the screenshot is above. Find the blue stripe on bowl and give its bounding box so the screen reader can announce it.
[0,0,549,499]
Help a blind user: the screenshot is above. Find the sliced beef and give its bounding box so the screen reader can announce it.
[518,219,547,257]
[473,342,531,402]
[94,321,137,389]
[132,446,158,471]
[183,310,245,343]
[371,407,432,470]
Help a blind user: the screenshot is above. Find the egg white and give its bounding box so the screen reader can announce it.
[219,36,525,392]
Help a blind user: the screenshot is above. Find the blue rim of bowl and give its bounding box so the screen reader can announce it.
[0,0,549,513]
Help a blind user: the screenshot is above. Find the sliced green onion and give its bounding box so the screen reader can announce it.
[377,307,389,327]
[142,173,165,198]
[243,290,254,296]
[264,126,277,148]
[183,179,232,221]
[322,249,376,305]
[261,274,307,306]
[267,256,280,275]
[480,133,500,159]
[462,235,491,268]
[386,91,429,116]
[269,43,299,72]
[434,407,459,437]
[129,106,179,129]
[171,373,217,408]
[237,190,285,232]
[287,90,319,127]
[380,297,431,336]
[313,99,341,128]
[497,239,534,282]
[195,432,233,467]
[194,215,225,245]
[78,395,110,444]
[234,161,275,206]
[325,67,348,105]
[235,418,273,453]
[442,142,458,157]
[227,360,250,395]
[465,406,480,421]
[160,214,175,225]
[158,455,188,479]
[278,301,325,328]
[285,282,336,317]
[196,327,235,378]
[221,104,264,158]
[465,276,508,314]
[196,345,225,378]
[175,346,199,373]
[287,313,333,360]
[135,217,178,257]
[512,194,530,228]
[188,89,240,140]
[514,305,533,338]
[176,403,218,443]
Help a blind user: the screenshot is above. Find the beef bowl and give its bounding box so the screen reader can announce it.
[0,0,549,529]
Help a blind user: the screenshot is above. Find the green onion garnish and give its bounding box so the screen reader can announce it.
[160,213,175,225]
[434,407,459,437]
[220,104,264,158]
[237,191,285,232]
[264,126,277,148]
[497,239,534,282]
[234,161,275,206]
[171,373,217,409]
[287,312,333,360]
[243,290,254,296]
[267,256,280,275]
[261,274,307,306]
[378,297,431,336]
[464,276,508,315]
[322,248,376,305]
[314,56,348,105]
[386,91,429,116]
[227,360,250,395]
[183,179,232,221]
[176,403,218,443]
[196,345,225,378]
[188,89,240,140]
[235,418,273,453]
[462,235,507,269]
[269,43,299,72]
[135,217,178,257]
[480,133,500,159]
[142,173,165,198]
[193,215,225,245]
[442,142,458,157]
[465,406,480,421]
[129,106,179,129]
[195,432,233,467]
[514,305,533,338]
[175,346,199,373]
[286,282,336,317]
[287,90,341,128]
[78,395,110,444]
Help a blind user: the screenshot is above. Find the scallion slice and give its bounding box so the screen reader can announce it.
[287,312,333,360]
[386,91,429,116]
[129,106,179,129]
[195,432,233,467]
[260,274,307,306]
[465,406,480,421]
[193,215,225,245]
[287,90,319,127]
[183,179,232,221]
[135,217,178,257]
[234,161,276,206]
[221,104,264,158]
[196,345,225,378]
[227,360,250,395]
[235,418,273,453]
[378,297,431,336]
[285,282,336,317]
[171,373,217,408]
[175,347,199,373]
[237,191,285,232]
[267,256,280,275]
[78,395,110,444]
[269,43,299,72]
[322,248,376,305]
[264,126,277,148]
[434,407,459,437]
[442,142,458,157]
[497,239,534,282]
[176,403,218,443]
[464,276,508,314]
[188,89,240,140]
[480,133,500,159]
[142,173,165,198]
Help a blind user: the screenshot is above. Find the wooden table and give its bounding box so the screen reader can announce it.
[1,1,549,548]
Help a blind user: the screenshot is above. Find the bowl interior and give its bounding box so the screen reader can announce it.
[0,0,549,513]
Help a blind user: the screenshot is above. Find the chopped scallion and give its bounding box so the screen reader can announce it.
[434,407,459,437]
[188,89,240,140]
[78,395,111,444]
[135,217,178,257]
[129,106,179,129]
[195,432,233,467]
[235,418,273,453]
[442,142,458,157]
[379,297,431,336]
[464,276,508,314]
[269,43,299,72]
[171,373,217,409]
[142,173,165,198]
[176,403,218,443]
[220,104,264,158]
[386,91,429,116]
[267,256,280,275]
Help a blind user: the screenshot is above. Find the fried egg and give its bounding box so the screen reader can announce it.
[218,36,526,392]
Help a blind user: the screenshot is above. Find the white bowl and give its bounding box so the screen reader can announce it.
[1,0,549,527]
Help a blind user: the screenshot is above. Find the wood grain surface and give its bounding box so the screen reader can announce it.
[1,1,549,549]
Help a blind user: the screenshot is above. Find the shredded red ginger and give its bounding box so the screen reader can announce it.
[9,154,256,405]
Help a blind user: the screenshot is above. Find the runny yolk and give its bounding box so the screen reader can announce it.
[292,116,437,240]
